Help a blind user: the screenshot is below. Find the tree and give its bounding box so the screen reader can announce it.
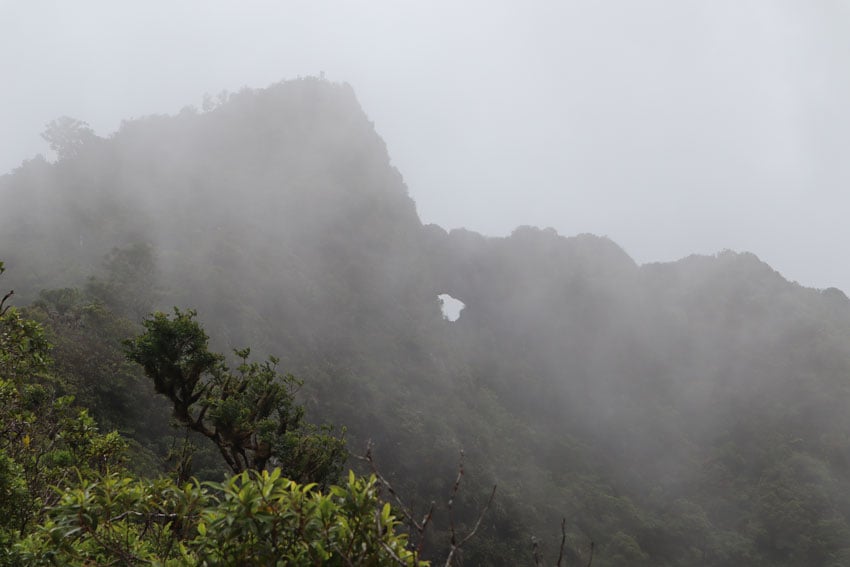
[86,243,160,320]
[123,308,346,485]
[0,263,126,558]
[41,116,97,160]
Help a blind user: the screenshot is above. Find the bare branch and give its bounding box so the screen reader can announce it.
[375,510,415,566]
[446,451,465,547]
[358,442,495,566]
[531,536,543,567]
[556,518,566,567]
[0,289,13,316]
[111,510,183,523]
[356,441,433,535]
[444,470,497,567]
[415,503,435,557]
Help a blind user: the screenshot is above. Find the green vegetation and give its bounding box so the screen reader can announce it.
[17,470,423,566]
[0,265,422,565]
[0,266,126,562]
[124,308,346,484]
[2,78,850,564]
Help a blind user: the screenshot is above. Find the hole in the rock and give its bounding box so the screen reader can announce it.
[438,293,465,322]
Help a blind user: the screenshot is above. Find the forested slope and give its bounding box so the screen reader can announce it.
[2,78,850,565]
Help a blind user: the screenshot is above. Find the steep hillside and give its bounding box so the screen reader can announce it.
[3,78,850,565]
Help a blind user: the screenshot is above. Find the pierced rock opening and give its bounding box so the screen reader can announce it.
[438,293,465,322]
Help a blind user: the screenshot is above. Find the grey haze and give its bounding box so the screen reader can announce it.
[1,0,848,291]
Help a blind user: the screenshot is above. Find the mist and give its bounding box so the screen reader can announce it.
[3,3,850,565]
[3,1,850,292]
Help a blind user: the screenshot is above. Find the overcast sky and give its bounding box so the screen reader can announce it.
[2,1,849,291]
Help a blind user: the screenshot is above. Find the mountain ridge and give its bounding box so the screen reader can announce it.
[3,78,850,565]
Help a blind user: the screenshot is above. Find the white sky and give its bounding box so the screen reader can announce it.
[2,1,849,291]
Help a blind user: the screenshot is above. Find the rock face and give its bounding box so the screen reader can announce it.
[3,78,850,565]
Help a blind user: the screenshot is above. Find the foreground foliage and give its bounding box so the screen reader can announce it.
[0,279,126,560]
[0,264,425,566]
[16,469,424,566]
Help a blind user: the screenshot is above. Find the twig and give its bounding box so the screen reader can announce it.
[375,511,415,566]
[556,518,566,567]
[356,441,435,541]
[531,536,542,566]
[443,451,496,567]
[111,510,182,523]
[443,483,496,566]
[358,442,496,566]
[415,504,435,557]
[0,289,13,316]
[446,451,465,548]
